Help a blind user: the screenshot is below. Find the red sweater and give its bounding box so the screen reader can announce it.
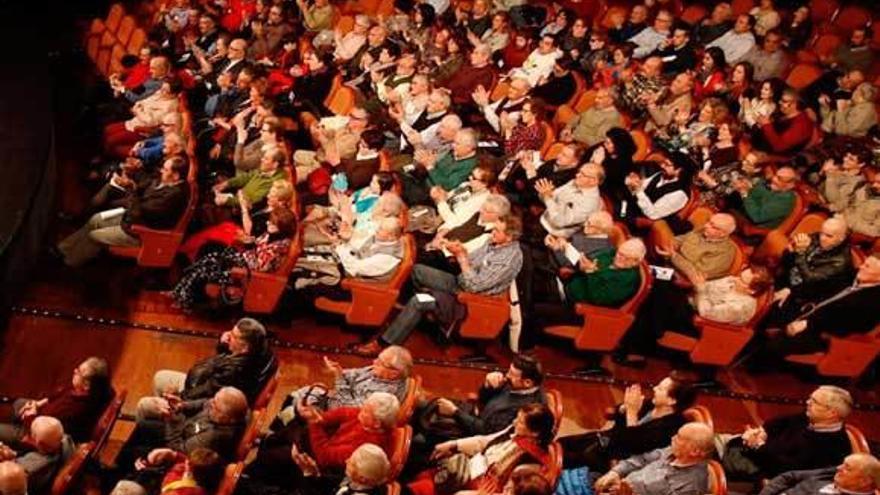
[761,112,814,154]
[308,407,391,469]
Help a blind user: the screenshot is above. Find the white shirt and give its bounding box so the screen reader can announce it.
[335,240,402,278]
[629,27,669,59]
[438,188,489,231]
[540,182,602,237]
[508,48,562,87]
[635,173,690,220]
[707,30,756,64]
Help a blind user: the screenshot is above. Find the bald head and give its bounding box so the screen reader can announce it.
[212,387,248,424]
[0,462,26,495]
[31,416,64,454]
[585,210,614,235]
[677,422,715,457]
[704,213,736,239]
[820,217,848,250]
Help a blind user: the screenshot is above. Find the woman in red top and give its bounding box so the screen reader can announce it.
[693,47,727,101]
[407,404,555,495]
[501,32,533,71]
[503,99,546,157]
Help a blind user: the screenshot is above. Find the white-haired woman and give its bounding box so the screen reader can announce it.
[241,392,399,494]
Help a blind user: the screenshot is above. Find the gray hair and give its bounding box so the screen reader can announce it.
[587,211,614,233]
[484,194,511,216]
[817,385,853,418]
[381,345,413,377]
[431,88,452,109]
[619,238,647,261]
[0,461,27,495]
[441,114,463,130]
[110,481,147,495]
[348,444,391,487]
[854,82,877,103]
[364,392,400,429]
[849,454,880,489]
[456,128,477,150]
[377,216,403,238]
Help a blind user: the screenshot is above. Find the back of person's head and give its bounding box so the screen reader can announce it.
[347,444,391,488]
[361,129,386,151]
[109,480,146,495]
[270,207,298,238]
[474,160,498,188]
[215,387,249,423]
[377,216,403,238]
[31,416,64,453]
[513,354,544,386]
[235,317,267,354]
[382,345,413,377]
[680,422,715,458]
[0,462,27,495]
[364,392,400,429]
[519,403,556,447]
[845,454,880,491]
[189,449,223,492]
[499,214,523,242]
[374,172,397,194]
[817,385,853,419]
[167,155,189,180]
[666,370,698,412]
[507,465,552,495]
[82,356,112,400]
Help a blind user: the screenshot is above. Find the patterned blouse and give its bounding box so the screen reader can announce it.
[504,122,545,156]
[241,233,291,272]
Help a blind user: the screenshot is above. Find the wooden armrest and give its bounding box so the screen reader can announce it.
[456,292,505,305]
[129,224,177,238]
[341,278,393,293]
[693,315,749,332]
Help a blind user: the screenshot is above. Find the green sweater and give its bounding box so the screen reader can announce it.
[224,168,286,207]
[742,181,795,229]
[565,249,640,307]
[428,153,478,191]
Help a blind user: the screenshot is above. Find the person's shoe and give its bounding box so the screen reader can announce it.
[612,353,647,369]
[352,340,383,357]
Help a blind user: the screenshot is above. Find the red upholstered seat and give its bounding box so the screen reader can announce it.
[388,425,412,480]
[51,442,95,495]
[785,327,880,378]
[456,291,511,341]
[683,405,715,430]
[396,375,422,426]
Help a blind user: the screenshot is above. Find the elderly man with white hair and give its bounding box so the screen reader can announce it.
[403,128,479,205]
[761,453,880,495]
[242,392,399,493]
[595,422,715,495]
[563,237,646,307]
[656,213,739,286]
[720,385,854,484]
[546,210,616,271]
[0,416,73,493]
[472,76,530,136]
[293,443,393,495]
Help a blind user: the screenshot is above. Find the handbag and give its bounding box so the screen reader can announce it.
[433,452,471,495]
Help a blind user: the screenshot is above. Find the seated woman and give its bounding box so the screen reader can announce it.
[168,207,297,310]
[558,373,697,473]
[301,172,397,248]
[180,179,295,262]
[694,122,744,207]
[240,392,400,494]
[654,98,725,155]
[407,403,555,495]
[691,265,773,325]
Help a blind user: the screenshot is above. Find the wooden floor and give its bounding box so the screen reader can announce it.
[3,262,880,448]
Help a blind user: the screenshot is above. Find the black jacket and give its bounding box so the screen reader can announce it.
[182,340,278,403]
[759,467,837,495]
[122,180,189,234]
[452,384,546,436]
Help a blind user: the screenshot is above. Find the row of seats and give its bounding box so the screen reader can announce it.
[85,3,148,77]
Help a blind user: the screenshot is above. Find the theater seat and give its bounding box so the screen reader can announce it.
[752,210,825,263]
[236,409,266,460]
[314,235,416,326]
[631,129,651,161]
[253,371,280,410]
[386,482,401,495]
[845,424,871,454]
[708,459,729,495]
[785,63,824,90]
[397,375,422,426]
[456,291,511,342]
[544,261,653,352]
[545,389,564,434]
[388,426,412,480]
[545,441,564,487]
[51,442,95,495]
[539,122,557,157]
[658,290,773,367]
[683,405,715,430]
[90,389,127,454]
[553,90,596,130]
[785,326,880,378]
[215,462,245,495]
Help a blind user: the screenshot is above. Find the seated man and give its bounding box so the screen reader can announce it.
[0,461,26,495]
[0,416,73,493]
[564,237,646,308]
[470,77,530,137]
[432,162,497,234]
[561,87,624,148]
[757,253,880,361]
[56,156,190,267]
[530,56,578,108]
[834,174,880,238]
[0,357,112,444]
[213,148,287,208]
[275,346,412,428]
[538,162,604,238]
[355,215,524,356]
[760,453,880,495]
[546,211,616,273]
[628,10,673,59]
[594,422,714,495]
[822,27,875,73]
[643,72,694,133]
[819,82,877,138]
[445,43,497,108]
[432,354,546,438]
[402,129,479,205]
[289,443,394,495]
[506,34,562,87]
[740,30,790,82]
[423,194,511,265]
[767,216,854,327]
[296,107,371,184]
[706,14,756,65]
[398,90,453,156]
[137,318,276,419]
[753,89,814,156]
[243,392,399,493]
[656,213,739,285]
[232,115,283,175]
[622,152,692,231]
[719,386,853,482]
[651,23,698,76]
[820,150,872,213]
[118,387,249,469]
[731,166,797,230]
[616,57,664,120]
[499,143,582,209]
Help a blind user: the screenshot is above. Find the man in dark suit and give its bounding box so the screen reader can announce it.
[57,156,190,267]
[760,454,880,495]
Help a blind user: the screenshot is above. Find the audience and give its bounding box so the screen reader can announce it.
[0,416,73,493]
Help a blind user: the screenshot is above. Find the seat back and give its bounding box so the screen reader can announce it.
[236,409,266,460]
[539,121,556,156]
[115,15,136,45]
[253,371,280,410]
[832,5,872,32]
[388,426,413,480]
[574,89,597,113]
[388,234,416,289]
[785,63,824,90]
[682,405,714,430]
[708,459,728,495]
[91,389,127,454]
[457,291,511,339]
[545,389,563,434]
[386,482,401,495]
[845,424,871,454]
[680,4,708,25]
[51,442,95,495]
[126,27,147,54]
[816,327,880,378]
[731,0,754,16]
[214,462,245,495]
[545,441,564,487]
[631,129,650,161]
[105,3,125,34]
[397,375,421,426]
[328,85,356,116]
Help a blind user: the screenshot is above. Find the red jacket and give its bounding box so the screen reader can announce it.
[761,111,814,154]
[308,407,391,469]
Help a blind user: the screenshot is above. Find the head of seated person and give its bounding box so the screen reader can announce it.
[490,213,522,246]
[505,353,544,391]
[267,179,295,211]
[373,192,405,220]
[260,148,286,174]
[513,403,555,449]
[72,356,112,402]
[504,464,553,495]
[29,416,65,455]
[0,461,27,495]
[769,166,797,192]
[188,448,224,493]
[805,385,852,428]
[374,217,403,243]
[360,392,400,431]
[732,265,773,296]
[835,454,880,494]
[650,371,699,416]
[372,345,413,380]
[583,211,614,238]
[614,238,646,270]
[210,387,249,425]
[452,128,478,160]
[225,317,268,356]
[575,162,604,191]
[701,213,737,240]
[670,422,715,465]
[346,443,391,488]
